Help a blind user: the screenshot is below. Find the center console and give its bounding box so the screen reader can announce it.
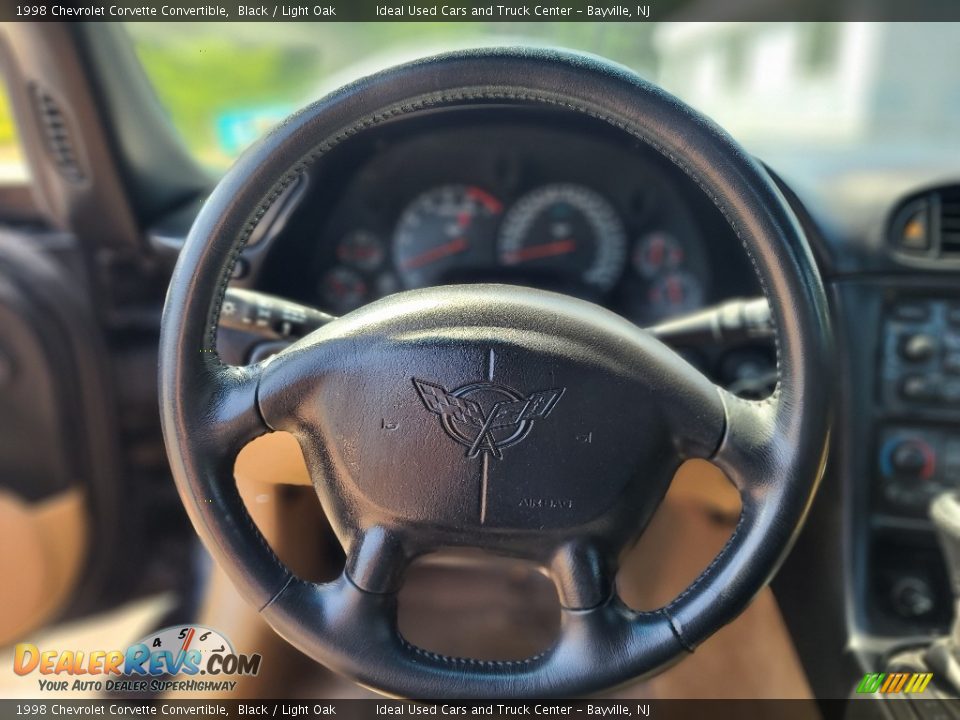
[878,298,960,514]
[863,294,960,636]
[765,171,960,699]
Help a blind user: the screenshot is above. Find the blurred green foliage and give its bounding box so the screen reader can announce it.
[0,86,15,146]
[0,79,27,180]
[133,34,320,167]
[127,22,656,170]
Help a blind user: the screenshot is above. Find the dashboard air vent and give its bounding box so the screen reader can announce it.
[940,190,960,255]
[30,85,85,184]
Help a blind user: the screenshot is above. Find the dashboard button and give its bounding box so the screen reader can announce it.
[944,440,960,483]
[900,333,938,362]
[946,332,960,351]
[945,353,960,375]
[944,380,960,404]
[893,302,931,322]
[901,375,938,402]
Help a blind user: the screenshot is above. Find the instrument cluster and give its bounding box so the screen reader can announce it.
[315,181,708,323]
[258,110,757,327]
[395,183,630,294]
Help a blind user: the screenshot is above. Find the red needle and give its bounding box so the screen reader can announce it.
[648,236,664,265]
[180,628,195,653]
[339,246,378,261]
[667,276,685,304]
[504,239,576,264]
[173,627,195,673]
[402,237,469,270]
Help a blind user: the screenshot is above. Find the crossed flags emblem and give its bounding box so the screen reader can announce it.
[413,378,564,459]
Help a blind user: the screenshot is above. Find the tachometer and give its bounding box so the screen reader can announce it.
[393,185,503,288]
[135,625,234,666]
[497,184,626,292]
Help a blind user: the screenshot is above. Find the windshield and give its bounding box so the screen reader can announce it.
[127,21,960,173]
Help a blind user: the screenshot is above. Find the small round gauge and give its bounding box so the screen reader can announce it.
[320,266,368,313]
[393,185,503,288]
[132,625,234,673]
[497,184,626,292]
[647,270,704,319]
[337,230,385,271]
[633,231,685,278]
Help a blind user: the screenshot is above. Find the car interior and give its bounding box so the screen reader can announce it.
[1,18,960,706]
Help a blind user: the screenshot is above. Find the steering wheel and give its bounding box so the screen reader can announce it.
[159,49,832,699]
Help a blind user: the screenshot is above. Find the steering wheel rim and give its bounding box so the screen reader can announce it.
[159,48,832,699]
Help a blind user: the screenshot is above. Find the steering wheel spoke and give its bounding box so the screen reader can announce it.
[549,540,614,611]
[650,351,729,463]
[711,389,784,499]
[262,575,404,682]
[202,363,269,454]
[161,359,268,478]
[346,525,410,594]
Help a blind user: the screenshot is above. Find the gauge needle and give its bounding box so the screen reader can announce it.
[173,627,195,674]
[402,237,469,270]
[667,276,685,303]
[330,277,365,295]
[647,236,664,264]
[503,239,576,263]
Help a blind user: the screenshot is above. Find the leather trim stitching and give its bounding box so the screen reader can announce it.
[397,633,548,669]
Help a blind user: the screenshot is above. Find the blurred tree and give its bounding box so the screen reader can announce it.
[127,22,657,170]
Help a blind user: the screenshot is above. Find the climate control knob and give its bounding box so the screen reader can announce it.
[881,436,936,483]
[893,443,931,476]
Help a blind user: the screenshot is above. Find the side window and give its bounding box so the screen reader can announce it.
[0,77,28,184]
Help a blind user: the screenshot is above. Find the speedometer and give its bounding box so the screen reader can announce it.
[497,184,627,292]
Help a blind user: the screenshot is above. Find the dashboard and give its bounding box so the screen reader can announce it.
[253,108,762,331]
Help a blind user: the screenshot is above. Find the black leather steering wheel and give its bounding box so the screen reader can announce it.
[159,48,832,699]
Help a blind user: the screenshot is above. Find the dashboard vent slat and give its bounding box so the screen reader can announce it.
[940,192,960,255]
[30,85,85,184]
